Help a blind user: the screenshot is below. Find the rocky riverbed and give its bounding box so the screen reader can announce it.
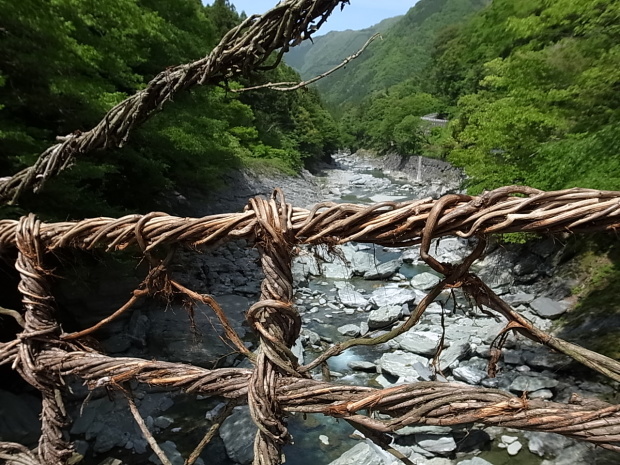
[2,153,617,465]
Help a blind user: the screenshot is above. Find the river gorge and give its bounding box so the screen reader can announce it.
[1,153,617,465]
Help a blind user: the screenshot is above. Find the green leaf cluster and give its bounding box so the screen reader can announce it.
[431,0,620,193]
[0,0,339,218]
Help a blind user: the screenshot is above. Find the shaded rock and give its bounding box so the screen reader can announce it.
[98,459,124,465]
[292,254,321,285]
[368,305,403,329]
[149,441,193,465]
[396,330,441,356]
[529,297,568,319]
[509,375,559,392]
[456,458,494,465]
[220,406,257,465]
[0,390,41,445]
[153,416,173,429]
[502,349,523,365]
[410,272,441,291]
[147,296,248,367]
[338,324,361,337]
[522,349,572,370]
[364,259,401,280]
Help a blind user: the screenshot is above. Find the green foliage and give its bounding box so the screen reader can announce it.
[430,0,620,193]
[339,79,443,156]
[0,0,339,218]
[301,0,488,108]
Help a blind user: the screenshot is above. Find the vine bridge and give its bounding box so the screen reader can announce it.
[1,186,620,465]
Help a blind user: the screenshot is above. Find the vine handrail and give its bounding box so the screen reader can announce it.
[0,187,619,465]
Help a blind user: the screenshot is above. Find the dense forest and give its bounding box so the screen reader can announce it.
[0,0,339,218]
[322,0,620,195]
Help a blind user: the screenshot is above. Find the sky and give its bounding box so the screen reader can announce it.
[205,1,419,34]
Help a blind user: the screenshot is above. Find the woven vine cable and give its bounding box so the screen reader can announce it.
[0,188,619,464]
[13,215,73,464]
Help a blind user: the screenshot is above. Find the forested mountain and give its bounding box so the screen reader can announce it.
[0,0,339,218]
[284,15,402,81]
[292,0,488,109]
[327,0,620,195]
[433,0,620,193]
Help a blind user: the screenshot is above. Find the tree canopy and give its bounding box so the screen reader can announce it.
[0,0,339,218]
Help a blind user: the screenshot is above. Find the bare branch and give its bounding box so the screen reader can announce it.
[233,33,382,92]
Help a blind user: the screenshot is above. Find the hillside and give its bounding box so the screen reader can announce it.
[289,0,488,108]
[284,15,402,80]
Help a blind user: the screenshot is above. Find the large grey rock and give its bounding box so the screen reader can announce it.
[220,406,257,465]
[529,297,568,319]
[415,434,457,455]
[338,324,361,337]
[349,251,376,275]
[411,272,441,291]
[509,375,559,392]
[348,361,377,372]
[439,338,471,371]
[396,330,441,356]
[292,254,321,285]
[369,285,417,308]
[364,259,402,280]
[452,366,487,385]
[322,260,354,279]
[327,442,389,465]
[368,305,404,329]
[378,350,429,380]
[338,284,369,308]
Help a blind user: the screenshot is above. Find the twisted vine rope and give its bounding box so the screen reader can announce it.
[1,187,620,465]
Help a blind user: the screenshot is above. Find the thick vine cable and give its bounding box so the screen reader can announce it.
[0,188,619,465]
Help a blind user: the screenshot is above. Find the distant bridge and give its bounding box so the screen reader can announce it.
[421,113,449,127]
